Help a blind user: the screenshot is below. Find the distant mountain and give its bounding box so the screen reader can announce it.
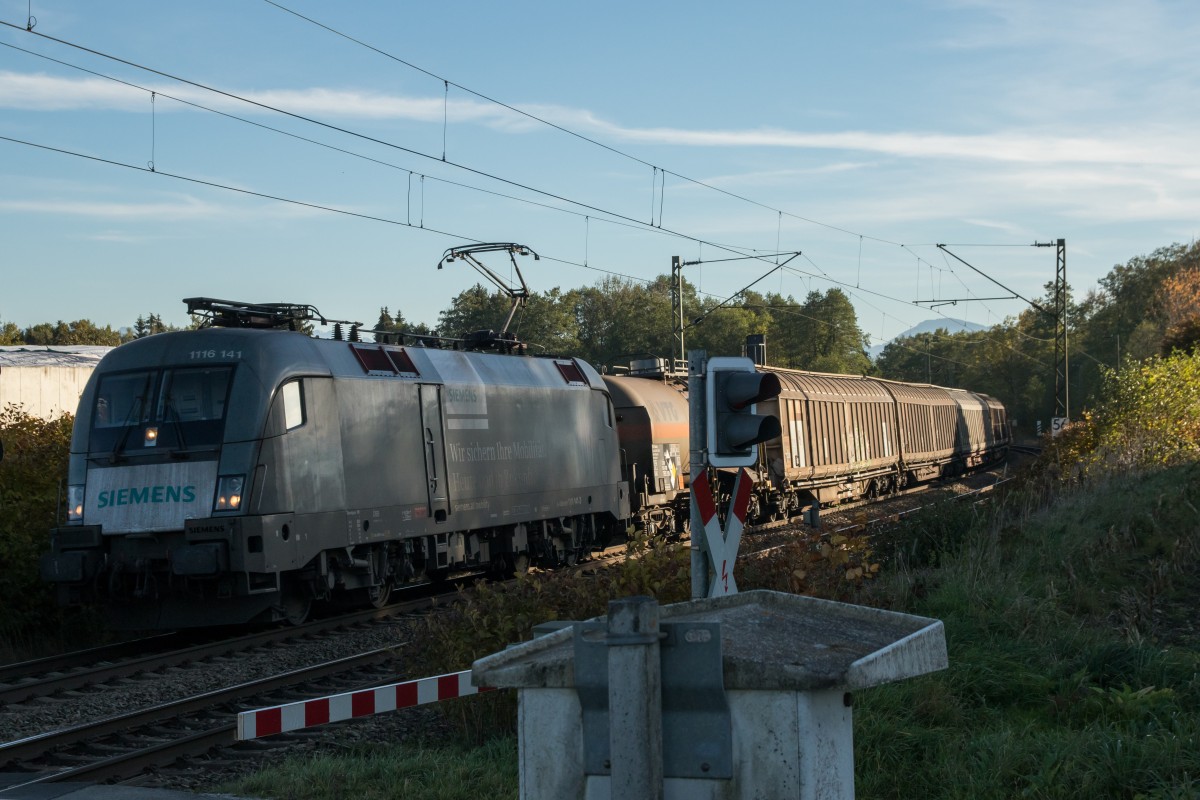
[868,318,987,360]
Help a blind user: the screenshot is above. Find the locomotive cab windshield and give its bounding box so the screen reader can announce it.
[90,366,234,459]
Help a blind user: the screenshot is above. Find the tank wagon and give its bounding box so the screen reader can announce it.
[42,299,628,628]
[602,371,690,537]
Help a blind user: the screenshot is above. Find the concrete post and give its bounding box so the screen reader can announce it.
[606,596,664,800]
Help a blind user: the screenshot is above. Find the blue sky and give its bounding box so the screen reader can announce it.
[1,0,1197,349]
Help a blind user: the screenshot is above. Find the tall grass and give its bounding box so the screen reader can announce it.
[225,736,518,800]
[854,463,1200,799]
[220,461,1200,799]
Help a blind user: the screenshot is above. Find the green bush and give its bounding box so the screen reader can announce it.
[1035,351,1200,484]
[0,406,74,638]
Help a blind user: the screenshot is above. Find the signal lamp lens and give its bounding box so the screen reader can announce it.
[215,475,246,511]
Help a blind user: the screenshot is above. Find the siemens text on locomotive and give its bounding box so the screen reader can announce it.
[42,298,1009,629]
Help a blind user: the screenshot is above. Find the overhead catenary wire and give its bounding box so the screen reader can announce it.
[0,127,1055,373]
[0,13,1055,343]
[0,33,801,276]
[259,0,924,251]
[1,12,1040,305]
[8,17,925,309]
[0,132,654,287]
[0,118,1046,368]
[0,18,708,247]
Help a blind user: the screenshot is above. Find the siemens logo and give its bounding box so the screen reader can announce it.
[97,485,198,508]
[447,386,480,404]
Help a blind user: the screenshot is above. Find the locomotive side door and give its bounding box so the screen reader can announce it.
[418,384,450,523]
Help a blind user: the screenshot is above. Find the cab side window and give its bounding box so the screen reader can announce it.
[282,381,305,431]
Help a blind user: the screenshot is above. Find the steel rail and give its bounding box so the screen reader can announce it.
[0,646,398,783]
[0,633,181,685]
[0,595,440,705]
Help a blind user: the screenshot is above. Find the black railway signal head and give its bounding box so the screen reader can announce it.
[705,356,782,467]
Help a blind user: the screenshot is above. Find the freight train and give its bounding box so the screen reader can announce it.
[42,298,1008,629]
[607,358,1009,534]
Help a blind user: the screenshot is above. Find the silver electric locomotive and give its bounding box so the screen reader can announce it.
[43,299,628,628]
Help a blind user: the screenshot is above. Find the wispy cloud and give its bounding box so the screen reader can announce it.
[961,218,1028,237]
[0,71,524,124]
[0,71,147,110]
[0,192,323,221]
[932,0,1200,124]
[2,70,1189,172]
[581,123,1176,166]
[0,196,223,219]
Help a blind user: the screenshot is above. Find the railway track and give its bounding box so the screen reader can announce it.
[0,647,398,790]
[0,595,446,706]
[0,590,463,789]
[0,634,184,686]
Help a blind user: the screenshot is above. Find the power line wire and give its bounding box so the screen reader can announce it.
[1,13,1059,344]
[0,19,683,240]
[1,128,1057,373]
[0,132,655,287]
[260,0,915,248]
[0,18,814,277]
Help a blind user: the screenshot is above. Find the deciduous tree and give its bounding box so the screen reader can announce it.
[1158,267,1200,354]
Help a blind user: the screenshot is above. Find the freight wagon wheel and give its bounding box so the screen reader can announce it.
[280,589,311,626]
[746,495,761,523]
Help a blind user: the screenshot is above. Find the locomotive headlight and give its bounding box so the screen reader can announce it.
[214,475,246,511]
[144,426,159,446]
[67,485,85,522]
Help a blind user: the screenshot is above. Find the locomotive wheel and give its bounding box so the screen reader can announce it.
[281,589,311,626]
[367,583,392,609]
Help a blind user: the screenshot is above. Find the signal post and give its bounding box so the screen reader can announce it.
[689,353,781,600]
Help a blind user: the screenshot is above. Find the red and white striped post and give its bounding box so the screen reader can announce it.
[692,467,753,598]
[236,669,495,740]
